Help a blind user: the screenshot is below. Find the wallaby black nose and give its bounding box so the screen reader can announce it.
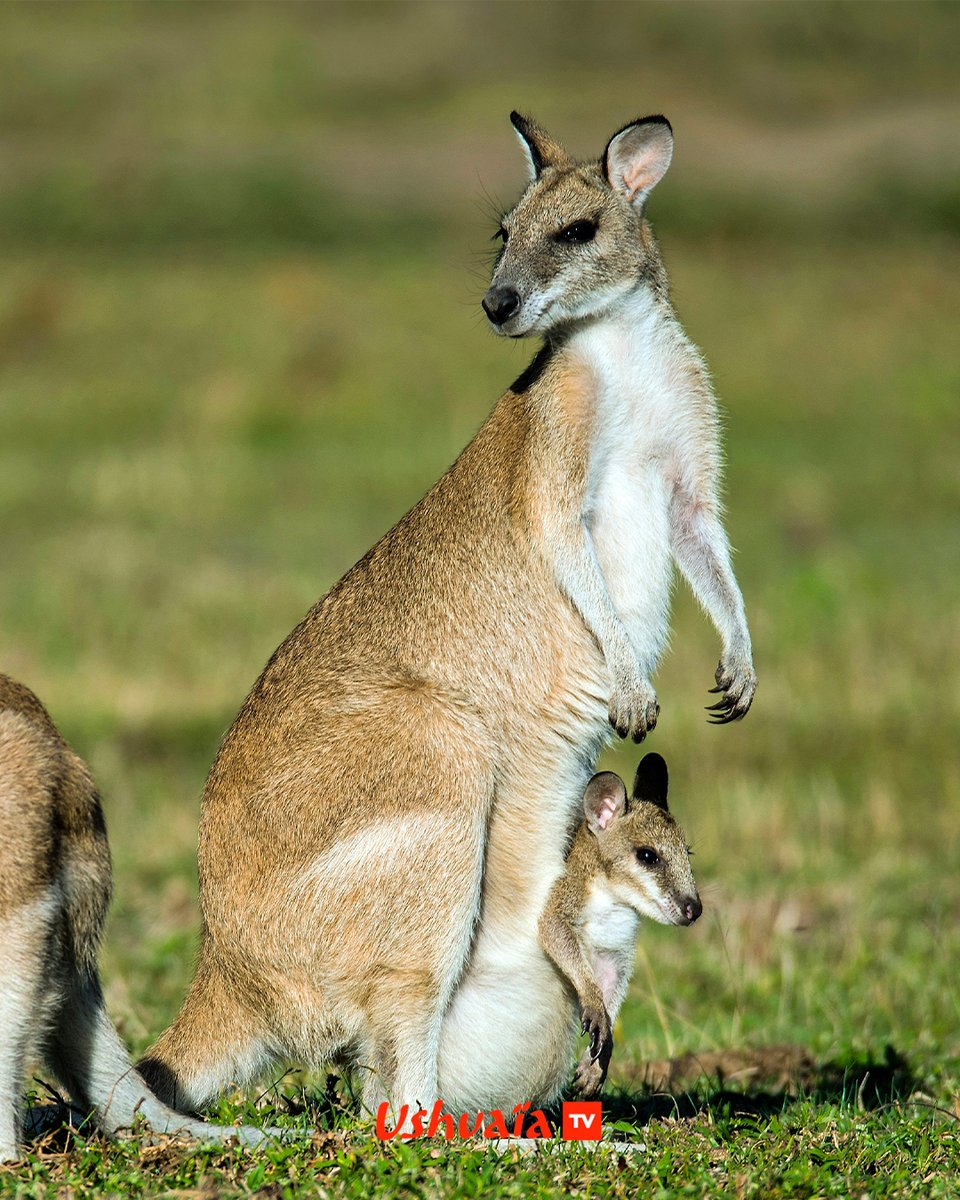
[682,896,702,924]
[482,285,521,326]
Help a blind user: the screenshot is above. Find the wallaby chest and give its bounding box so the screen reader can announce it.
[570,293,705,656]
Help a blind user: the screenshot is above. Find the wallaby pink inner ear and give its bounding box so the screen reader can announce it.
[584,771,628,833]
[619,155,669,200]
[604,119,674,204]
[595,794,620,831]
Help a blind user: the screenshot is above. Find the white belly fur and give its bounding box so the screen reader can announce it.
[438,935,576,1114]
[580,286,711,673]
[590,458,673,670]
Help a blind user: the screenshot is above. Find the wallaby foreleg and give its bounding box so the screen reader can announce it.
[669,489,755,720]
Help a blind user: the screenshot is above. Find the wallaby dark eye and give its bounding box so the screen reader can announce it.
[492,226,508,244]
[556,219,597,244]
[636,846,661,868]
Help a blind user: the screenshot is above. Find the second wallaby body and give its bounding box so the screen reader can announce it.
[0,674,266,1163]
[140,112,754,1116]
[437,754,699,1111]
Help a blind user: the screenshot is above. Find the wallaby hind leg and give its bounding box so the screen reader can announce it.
[358,971,446,1116]
[0,895,59,1163]
[137,943,275,1117]
[353,806,489,1116]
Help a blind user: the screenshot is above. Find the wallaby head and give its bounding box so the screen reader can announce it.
[582,754,701,927]
[482,111,674,338]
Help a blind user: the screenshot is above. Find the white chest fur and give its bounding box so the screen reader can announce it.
[569,288,706,671]
[580,879,641,1013]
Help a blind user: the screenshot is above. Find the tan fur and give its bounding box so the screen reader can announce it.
[0,675,267,1162]
[140,113,754,1116]
[539,758,700,1096]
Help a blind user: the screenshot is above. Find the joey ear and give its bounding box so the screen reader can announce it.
[632,753,669,811]
[603,115,673,205]
[583,771,628,835]
[510,111,569,181]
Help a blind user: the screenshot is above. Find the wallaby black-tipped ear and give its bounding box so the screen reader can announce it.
[632,753,669,811]
[603,115,674,206]
[583,771,628,836]
[510,111,569,182]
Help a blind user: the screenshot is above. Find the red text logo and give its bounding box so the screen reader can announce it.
[561,1100,602,1141]
[375,1099,604,1142]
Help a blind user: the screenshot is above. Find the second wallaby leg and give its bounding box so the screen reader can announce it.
[0,896,59,1163]
[0,673,272,1157]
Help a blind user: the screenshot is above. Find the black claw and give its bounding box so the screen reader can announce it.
[708,685,725,694]
[710,708,741,725]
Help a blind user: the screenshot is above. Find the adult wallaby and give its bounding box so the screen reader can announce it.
[139,112,755,1117]
[0,675,267,1162]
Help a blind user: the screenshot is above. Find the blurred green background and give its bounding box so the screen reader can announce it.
[1,0,957,1093]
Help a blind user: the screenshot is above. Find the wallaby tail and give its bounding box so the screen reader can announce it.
[52,752,272,1147]
[136,938,273,1117]
[48,971,270,1147]
[52,781,271,1146]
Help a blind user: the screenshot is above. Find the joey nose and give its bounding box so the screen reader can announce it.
[682,896,703,925]
[482,285,521,326]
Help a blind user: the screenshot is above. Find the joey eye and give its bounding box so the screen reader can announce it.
[492,226,508,244]
[636,846,661,868]
[556,219,597,244]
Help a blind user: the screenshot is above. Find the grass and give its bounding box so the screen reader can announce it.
[1,2,959,1196]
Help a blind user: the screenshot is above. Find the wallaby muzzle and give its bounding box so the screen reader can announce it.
[482,284,521,328]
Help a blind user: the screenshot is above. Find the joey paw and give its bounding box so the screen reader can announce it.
[576,1000,613,1096]
[579,1001,612,1062]
[574,1048,608,1098]
[706,657,756,724]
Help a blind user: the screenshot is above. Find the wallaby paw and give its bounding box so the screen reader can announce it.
[608,675,660,743]
[573,1049,608,1098]
[706,657,756,724]
[576,999,613,1096]
[580,1001,612,1063]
